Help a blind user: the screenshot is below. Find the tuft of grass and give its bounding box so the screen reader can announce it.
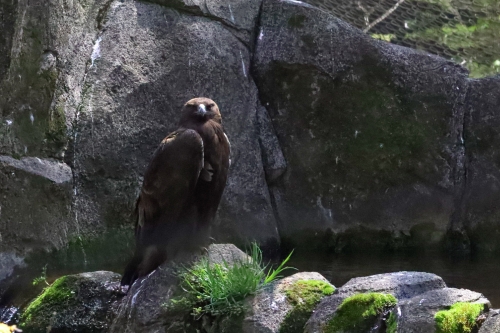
[279,279,335,333]
[32,264,49,286]
[325,292,397,333]
[435,302,484,333]
[166,243,294,318]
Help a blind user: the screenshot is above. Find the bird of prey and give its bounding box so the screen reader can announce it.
[121,97,230,286]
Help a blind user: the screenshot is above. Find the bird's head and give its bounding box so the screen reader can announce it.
[179,97,222,126]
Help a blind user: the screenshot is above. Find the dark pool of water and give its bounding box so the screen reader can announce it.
[286,250,500,307]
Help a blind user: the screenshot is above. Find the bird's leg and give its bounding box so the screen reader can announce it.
[137,245,167,278]
[121,252,142,286]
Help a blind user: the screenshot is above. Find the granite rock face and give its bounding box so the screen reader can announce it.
[0,156,73,260]
[0,0,281,278]
[1,0,500,285]
[253,0,469,250]
[69,0,280,248]
[462,76,500,252]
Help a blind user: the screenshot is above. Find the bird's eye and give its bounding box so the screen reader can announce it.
[207,103,215,109]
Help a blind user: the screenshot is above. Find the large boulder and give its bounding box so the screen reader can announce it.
[68,0,281,248]
[305,271,445,332]
[242,272,334,333]
[463,76,500,252]
[109,243,249,333]
[19,271,123,333]
[0,0,130,280]
[395,288,490,333]
[305,270,494,333]
[253,0,469,250]
[0,156,73,264]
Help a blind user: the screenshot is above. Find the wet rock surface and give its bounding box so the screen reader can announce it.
[242,272,332,333]
[396,288,490,333]
[305,271,446,333]
[306,271,492,333]
[337,271,447,299]
[479,310,500,333]
[20,271,123,333]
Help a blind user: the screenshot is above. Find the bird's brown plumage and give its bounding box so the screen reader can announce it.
[121,97,230,286]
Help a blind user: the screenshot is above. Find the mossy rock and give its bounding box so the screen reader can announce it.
[21,276,76,331]
[280,279,335,333]
[325,292,397,333]
[20,271,123,333]
[435,302,484,333]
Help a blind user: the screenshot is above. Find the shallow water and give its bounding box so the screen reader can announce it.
[287,251,500,307]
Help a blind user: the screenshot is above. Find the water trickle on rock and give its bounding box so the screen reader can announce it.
[228,4,235,23]
[239,50,247,78]
[90,37,102,67]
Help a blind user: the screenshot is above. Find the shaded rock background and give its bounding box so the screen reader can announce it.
[1,0,500,285]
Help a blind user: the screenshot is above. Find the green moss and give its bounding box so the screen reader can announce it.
[434,302,484,333]
[325,293,397,333]
[20,275,76,329]
[280,279,335,333]
[386,311,398,333]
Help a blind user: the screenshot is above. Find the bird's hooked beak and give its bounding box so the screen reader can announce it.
[197,104,207,116]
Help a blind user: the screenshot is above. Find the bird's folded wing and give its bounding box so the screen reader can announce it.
[136,129,204,228]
